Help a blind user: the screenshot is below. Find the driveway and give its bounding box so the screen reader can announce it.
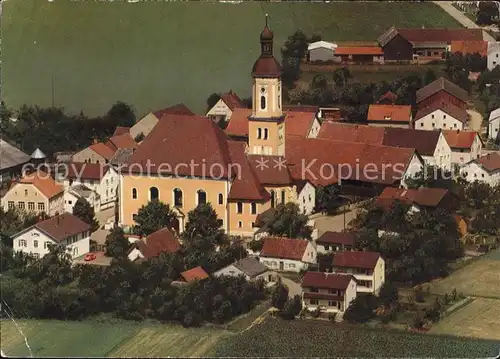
[467,109,483,132]
[311,209,359,237]
[90,207,115,246]
[281,276,302,299]
[433,1,496,42]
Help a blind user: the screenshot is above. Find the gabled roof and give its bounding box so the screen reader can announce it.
[302,271,354,290]
[180,266,209,283]
[106,133,137,151]
[467,152,500,172]
[367,104,412,123]
[489,108,500,123]
[414,102,468,124]
[16,212,91,243]
[89,142,116,160]
[333,251,381,269]
[450,40,488,57]
[316,231,356,247]
[133,227,181,260]
[260,237,309,261]
[416,77,468,104]
[381,127,441,156]
[225,108,252,137]
[110,148,135,166]
[334,46,383,55]
[318,123,385,145]
[376,187,450,209]
[153,103,195,118]
[30,148,46,159]
[283,105,319,113]
[247,155,292,186]
[308,41,337,51]
[377,91,398,104]
[220,90,245,111]
[66,162,110,180]
[0,139,31,171]
[378,27,483,47]
[113,126,130,136]
[442,130,479,149]
[233,257,269,278]
[14,170,64,199]
[285,111,318,137]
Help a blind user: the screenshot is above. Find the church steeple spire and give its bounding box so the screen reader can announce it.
[260,14,274,57]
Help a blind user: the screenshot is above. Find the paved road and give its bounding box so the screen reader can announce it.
[281,276,302,299]
[433,1,496,42]
[91,207,115,245]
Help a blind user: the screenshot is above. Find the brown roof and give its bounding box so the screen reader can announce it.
[335,46,383,55]
[17,170,64,199]
[285,111,317,137]
[225,108,252,137]
[89,142,116,160]
[451,40,488,57]
[180,266,209,283]
[220,90,245,111]
[153,103,195,118]
[31,213,91,243]
[474,152,500,172]
[333,251,381,270]
[260,237,309,261]
[381,128,441,156]
[415,102,468,124]
[302,271,354,290]
[106,133,137,150]
[134,227,181,259]
[376,187,450,209]
[443,130,478,149]
[124,114,233,178]
[367,104,412,123]
[252,56,282,78]
[379,27,483,46]
[247,155,292,186]
[66,162,110,180]
[316,232,356,246]
[318,123,385,145]
[378,91,398,104]
[113,126,130,136]
[416,77,468,104]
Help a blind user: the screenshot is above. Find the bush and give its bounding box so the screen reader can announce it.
[312,307,321,318]
[451,288,458,302]
[328,313,337,322]
[414,285,425,303]
[412,311,425,329]
[344,294,378,323]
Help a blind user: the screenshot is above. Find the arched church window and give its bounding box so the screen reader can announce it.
[264,128,268,140]
[260,95,266,110]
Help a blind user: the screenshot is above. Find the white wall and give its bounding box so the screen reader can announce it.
[260,257,309,272]
[64,191,79,213]
[372,257,385,295]
[307,118,321,138]
[461,161,500,186]
[433,132,453,172]
[487,43,500,71]
[489,117,499,141]
[344,278,357,311]
[213,264,246,278]
[415,109,465,131]
[206,99,233,121]
[401,153,424,188]
[450,135,482,168]
[297,182,315,215]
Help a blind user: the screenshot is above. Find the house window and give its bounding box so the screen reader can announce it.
[443,115,447,119]
[432,123,435,127]
[251,202,257,214]
[24,189,28,196]
[197,190,207,205]
[237,202,243,214]
[73,247,78,256]
[310,299,319,305]
[443,123,446,128]
[44,241,49,249]
[34,240,38,248]
[18,202,25,210]
[328,300,336,307]
[454,124,457,128]
[218,193,223,205]
[132,213,138,221]
[310,288,319,293]
[106,179,109,186]
[68,201,72,205]
[260,95,266,110]
[238,221,242,228]
[19,239,27,247]
[8,201,14,209]
[251,221,255,227]
[264,128,269,140]
[431,114,435,119]
[132,188,137,199]
[149,187,159,200]
[270,190,276,208]
[289,263,296,268]
[257,128,262,139]
[173,188,183,207]
[281,190,286,204]
[420,123,424,127]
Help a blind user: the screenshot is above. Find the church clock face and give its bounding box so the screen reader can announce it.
[260,87,266,94]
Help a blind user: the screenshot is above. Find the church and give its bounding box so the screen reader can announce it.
[118,19,423,237]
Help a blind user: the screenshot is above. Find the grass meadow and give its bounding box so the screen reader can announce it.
[1,0,461,116]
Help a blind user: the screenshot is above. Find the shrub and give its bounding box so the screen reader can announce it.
[414,285,425,303]
[328,313,337,322]
[412,311,425,329]
[451,288,458,302]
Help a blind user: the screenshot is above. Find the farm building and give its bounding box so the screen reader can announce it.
[414,102,468,131]
[461,152,500,186]
[416,77,469,110]
[308,41,337,62]
[366,104,412,128]
[0,138,31,183]
[333,46,384,64]
[206,90,246,124]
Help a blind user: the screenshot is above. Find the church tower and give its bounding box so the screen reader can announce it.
[248,15,285,156]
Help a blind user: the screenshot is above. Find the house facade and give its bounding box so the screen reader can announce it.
[332,251,385,294]
[443,130,483,168]
[315,231,356,254]
[308,41,337,62]
[333,47,384,64]
[301,271,357,315]
[259,237,317,272]
[416,77,468,111]
[12,213,91,259]
[127,227,181,261]
[206,90,245,123]
[414,104,468,131]
[72,142,115,164]
[64,185,101,213]
[487,42,500,71]
[461,152,500,186]
[489,108,500,142]
[213,257,278,283]
[366,104,412,128]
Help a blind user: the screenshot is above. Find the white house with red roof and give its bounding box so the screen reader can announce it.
[332,251,385,294]
[461,152,500,186]
[127,227,181,262]
[414,103,468,131]
[442,130,483,169]
[259,237,317,272]
[315,231,356,253]
[206,90,246,124]
[301,271,357,315]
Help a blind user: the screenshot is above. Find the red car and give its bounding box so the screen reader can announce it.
[84,253,96,262]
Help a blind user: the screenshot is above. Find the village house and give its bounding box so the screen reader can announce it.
[301,271,357,316]
[105,133,138,152]
[180,266,209,283]
[366,104,412,128]
[332,46,384,64]
[450,40,488,57]
[64,184,101,213]
[12,212,91,259]
[0,139,31,183]
[214,257,277,284]
[72,141,115,164]
[332,251,385,294]
[375,187,459,213]
[206,90,246,124]
[442,130,483,168]
[307,41,337,62]
[414,102,468,131]
[2,170,64,216]
[315,231,356,254]
[416,77,469,111]
[127,227,181,262]
[259,237,317,272]
[461,152,500,186]
[488,108,500,142]
[487,42,500,71]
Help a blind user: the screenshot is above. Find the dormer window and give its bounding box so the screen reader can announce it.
[384,116,391,121]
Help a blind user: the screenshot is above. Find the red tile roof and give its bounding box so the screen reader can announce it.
[260,237,309,261]
[316,232,356,246]
[381,128,441,156]
[378,91,398,104]
[475,152,500,171]
[134,227,181,259]
[32,213,90,243]
[181,266,209,283]
[443,130,478,149]
[285,111,317,137]
[89,142,116,160]
[252,56,282,78]
[106,133,137,151]
[113,126,130,136]
[225,108,252,137]
[318,123,385,145]
[66,162,110,180]
[17,170,64,199]
[376,187,450,209]
[302,271,354,290]
[335,46,383,55]
[333,251,381,270]
[367,105,412,123]
[247,155,292,185]
[153,103,195,118]
[381,28,484,45]
[220,90,244,111]
[451,40,488,57]
[283,105,319,113]
[415,102,468,124]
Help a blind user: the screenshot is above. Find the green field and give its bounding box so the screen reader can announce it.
[214,317,500,357]
[1,0,461,116]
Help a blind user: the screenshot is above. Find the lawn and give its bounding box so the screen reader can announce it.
[427,248,500,299]
[1,0,461,117]
[214,317,500,357]
[430,298,500,341]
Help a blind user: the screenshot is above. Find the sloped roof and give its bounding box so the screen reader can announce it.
[66,162,110,181]
[113,126,130,136]
[133,227,181,259]
[30,148,46,159]
[225,108,252,138]
[247,155,292,185]
[333,251,381,269]
[381,128,441,156]
[89,142,115,160]
[318,123,385,145]
[285,111,317,137]
[442,130,478,149]
[22,212,91,243]
[15,170,64,199]
[378,27,483,47]
[367,104,412,123]
[415,102,468,124]
[110,148,135,166]
[334,46,383,55]
[302,271,354,290]
[416,77,468,104]
[181,266,209,282]
[376,187,450,209]
[450,40,488,56]
[220,90,245,111]
[283,105,319,113]
[316,231,356,246]
[0,139,31,171]
[233,257,269,278]
[106,133,137,150]
[252,56,282,78]
[153,103,195,118]
[260,237,309,261]
[471,152,500,172]
[308,41,337,51]
[377,91,398,104]
[489,108,500,123]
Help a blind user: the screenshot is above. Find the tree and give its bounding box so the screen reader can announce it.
[72,198,99,232]
[271,280,289,310]
[0,207,39,238]
[314,184,342,214]
[183,203,225,245]
[378,281,399,308]
[463,181,493,209]
[332,67,352,88]
[259,203,312,239]
[104,227,130,259]
[106,101,136,128]
[134,199,177,237]
[476,1,499,25]
[206,93,221,111]
[343,295,377,323]
[423,68,437,85]
[134,132,145,142]
[280,295,302,320]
